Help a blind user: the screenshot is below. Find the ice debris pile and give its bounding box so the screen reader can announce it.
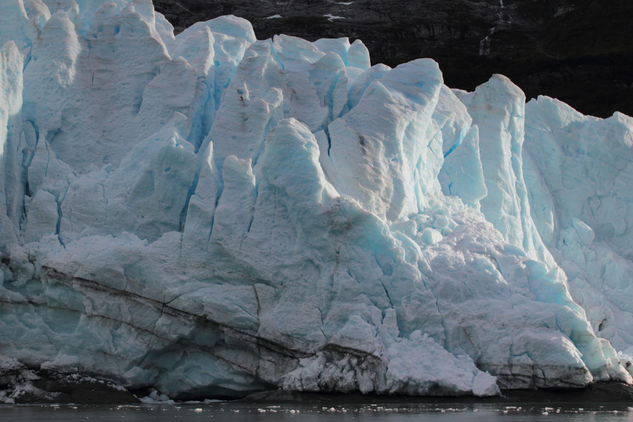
[2,0,633,401]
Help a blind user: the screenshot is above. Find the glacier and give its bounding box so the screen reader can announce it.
[2,0,633,401]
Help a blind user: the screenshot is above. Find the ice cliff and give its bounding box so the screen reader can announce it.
[2,0,633,401]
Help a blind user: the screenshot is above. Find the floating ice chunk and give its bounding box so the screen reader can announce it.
[324,14,346,22]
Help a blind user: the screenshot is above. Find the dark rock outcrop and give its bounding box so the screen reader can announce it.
[154,0,633,118]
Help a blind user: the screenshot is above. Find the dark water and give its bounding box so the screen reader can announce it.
[2,402,633,422]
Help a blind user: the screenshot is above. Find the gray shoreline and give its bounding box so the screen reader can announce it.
[4,371,632,405]
[240,382,633,406]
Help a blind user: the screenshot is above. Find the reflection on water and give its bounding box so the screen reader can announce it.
[2,401,633,422]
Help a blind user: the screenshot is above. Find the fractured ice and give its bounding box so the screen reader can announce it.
[2,0,633,400]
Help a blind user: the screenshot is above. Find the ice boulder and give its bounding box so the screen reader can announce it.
[1,0,633,401]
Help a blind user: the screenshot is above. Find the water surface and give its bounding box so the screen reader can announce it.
[3,401,633,421]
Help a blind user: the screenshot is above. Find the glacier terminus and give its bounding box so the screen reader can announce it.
[2,0,633,402]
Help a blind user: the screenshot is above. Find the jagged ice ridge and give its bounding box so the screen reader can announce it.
[2,0,633,401]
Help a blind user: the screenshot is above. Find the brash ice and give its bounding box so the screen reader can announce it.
[1,0,633,401]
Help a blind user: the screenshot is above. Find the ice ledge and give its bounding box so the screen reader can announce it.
[3,262,499,398]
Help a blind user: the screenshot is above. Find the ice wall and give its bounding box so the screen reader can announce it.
[1,0,633,401]
[524,97,633,354]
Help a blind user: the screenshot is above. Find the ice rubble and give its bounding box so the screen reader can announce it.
[1,0,633,400]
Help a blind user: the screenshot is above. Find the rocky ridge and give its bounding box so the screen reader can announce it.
[154,0,633,118]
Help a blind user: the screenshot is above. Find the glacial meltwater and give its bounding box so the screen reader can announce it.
[2,401,633,422]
